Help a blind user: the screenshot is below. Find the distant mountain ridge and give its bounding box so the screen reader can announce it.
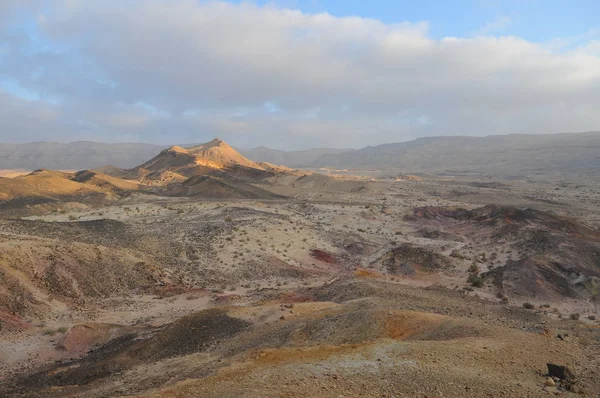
[0,141,164,170]
[240,146,353,167]
[2,132,600,178]
[312,132,600,177]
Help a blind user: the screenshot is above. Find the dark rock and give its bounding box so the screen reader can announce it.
[547,363,575,381]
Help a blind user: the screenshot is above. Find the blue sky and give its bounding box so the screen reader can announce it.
[231,0,600,42]
[0,0,599,148]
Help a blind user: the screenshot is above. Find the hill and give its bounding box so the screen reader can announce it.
[0,170,117,210]
[0,169,144,212]
[408,205,600,301]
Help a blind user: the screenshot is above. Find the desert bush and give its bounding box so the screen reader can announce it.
[468,263,479,274]
[450,250,464,259]
[467,274,484,288]
[570,313,580,320]
[523,303,535,310]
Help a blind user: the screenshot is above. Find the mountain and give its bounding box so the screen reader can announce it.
[312,132,600,177]
[4,132,600,178]
[122,138,288,199]
[0,142,164,170]
[240,146,353,167]
[0,139,295,210]
[0,141,351,171]
[126,138,269,179]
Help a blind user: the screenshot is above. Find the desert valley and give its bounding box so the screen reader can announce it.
[1,135,600,397]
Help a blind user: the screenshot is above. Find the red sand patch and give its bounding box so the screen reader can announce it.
[309,249,337,264]
[0,310,31,332]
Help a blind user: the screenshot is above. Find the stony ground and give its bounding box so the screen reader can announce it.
[2,175,600,397]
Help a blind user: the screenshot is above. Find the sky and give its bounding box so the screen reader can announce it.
[1,0,599,149]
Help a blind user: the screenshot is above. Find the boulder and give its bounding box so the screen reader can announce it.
[547,363,575,381]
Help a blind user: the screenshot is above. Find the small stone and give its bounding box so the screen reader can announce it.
[567,383,584,394]
[544,377,556,387]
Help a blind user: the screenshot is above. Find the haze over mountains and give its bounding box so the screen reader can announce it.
[2,132,600,178]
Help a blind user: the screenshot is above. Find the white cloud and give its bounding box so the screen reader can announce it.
[1,0,599,148]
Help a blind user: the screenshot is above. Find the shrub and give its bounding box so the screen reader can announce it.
[450,250,464,259]
[570,313,580,320]
[468,263,479,274]
[523,303,535,310]
[467,274,484,288]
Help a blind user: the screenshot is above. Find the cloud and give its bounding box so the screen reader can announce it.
[0,0,599,148]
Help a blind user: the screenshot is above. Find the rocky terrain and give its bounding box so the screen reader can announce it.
[1,138,600,397]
